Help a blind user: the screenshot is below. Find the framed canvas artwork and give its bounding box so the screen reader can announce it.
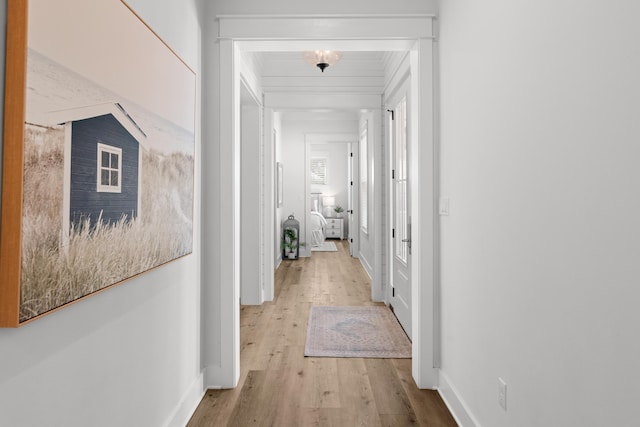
[0,0,196,326]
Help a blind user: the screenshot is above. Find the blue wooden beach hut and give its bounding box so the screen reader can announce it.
[42,103,148,238]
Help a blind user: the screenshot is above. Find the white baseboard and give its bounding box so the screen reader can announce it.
[359,254,373,280]
[164,373,205,427]
[438,370,481,427]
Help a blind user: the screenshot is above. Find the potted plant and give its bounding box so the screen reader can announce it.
[282,228,301,259]
[334,206,344,217]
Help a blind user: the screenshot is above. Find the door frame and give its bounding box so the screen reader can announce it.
[304,134,358,259]
[347,141,359,258]
[209,14,438,389]
[240,81,265,306]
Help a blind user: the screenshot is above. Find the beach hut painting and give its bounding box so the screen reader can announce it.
[0,0,196,326]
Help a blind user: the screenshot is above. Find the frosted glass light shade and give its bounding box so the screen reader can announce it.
[304,50,342,72]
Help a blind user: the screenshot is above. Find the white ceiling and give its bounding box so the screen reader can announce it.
[255,51,390,94]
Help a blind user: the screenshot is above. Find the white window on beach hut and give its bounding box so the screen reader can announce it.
[97,142,122,193]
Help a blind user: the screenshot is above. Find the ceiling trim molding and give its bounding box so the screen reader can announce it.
[217,14,435,19]
[218,15,434,42]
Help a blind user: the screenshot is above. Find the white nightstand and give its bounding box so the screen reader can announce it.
[325,217,344,239]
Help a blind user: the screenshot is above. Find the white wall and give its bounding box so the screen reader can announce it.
[0,1,204,426]
[439,1,640,426]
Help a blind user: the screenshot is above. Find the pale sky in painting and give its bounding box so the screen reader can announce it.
[28,0,196,134]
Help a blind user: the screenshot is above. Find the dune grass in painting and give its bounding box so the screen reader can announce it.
[20,124,193,322]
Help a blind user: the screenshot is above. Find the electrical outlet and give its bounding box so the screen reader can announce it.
[498,378,507,411]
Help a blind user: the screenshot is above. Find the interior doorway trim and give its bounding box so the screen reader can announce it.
[239,79,267,306]
[209,14,437,390]
[304,133,358,259]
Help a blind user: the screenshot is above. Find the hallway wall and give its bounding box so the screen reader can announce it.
[439,1,640,426]
[0,1,204,426]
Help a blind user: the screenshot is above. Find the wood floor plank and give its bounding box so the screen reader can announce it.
[271,346,309,425]
[187,388,242,427]
[379,413,420,426]
[231,370,273,426]
[336,358,382,427]
[300,357,341,409]
[316,407,377,427]
[226,370,269,426]
[391,359,458,427]
[188,240,456,426]
[365,358,416,416]
[240,304,277,371]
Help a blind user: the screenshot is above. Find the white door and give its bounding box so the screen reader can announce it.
[390,94,411,338]
[347,143,359,257]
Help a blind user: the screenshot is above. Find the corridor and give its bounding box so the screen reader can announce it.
[188,241,456,426]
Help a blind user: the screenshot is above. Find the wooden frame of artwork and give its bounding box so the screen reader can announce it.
[0,0,196,327]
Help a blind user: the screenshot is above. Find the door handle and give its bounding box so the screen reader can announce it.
[347,210,353,214]
[403,221,412,254]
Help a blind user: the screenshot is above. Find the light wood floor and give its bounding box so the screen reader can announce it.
[188,240,457,426]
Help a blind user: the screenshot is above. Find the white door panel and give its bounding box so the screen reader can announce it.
[390,91,411,339]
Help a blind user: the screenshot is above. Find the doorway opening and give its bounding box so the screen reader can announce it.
[210,14,437,390]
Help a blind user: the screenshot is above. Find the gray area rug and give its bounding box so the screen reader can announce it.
[304,306,411,358]
[311,241,338,252]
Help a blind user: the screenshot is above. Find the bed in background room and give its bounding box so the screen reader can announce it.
[310,193,327,247]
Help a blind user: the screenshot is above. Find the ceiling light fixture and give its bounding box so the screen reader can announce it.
[304,50,342,73]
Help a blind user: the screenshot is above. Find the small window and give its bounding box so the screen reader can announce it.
[310,157,328,185]
[97,143,122,193]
